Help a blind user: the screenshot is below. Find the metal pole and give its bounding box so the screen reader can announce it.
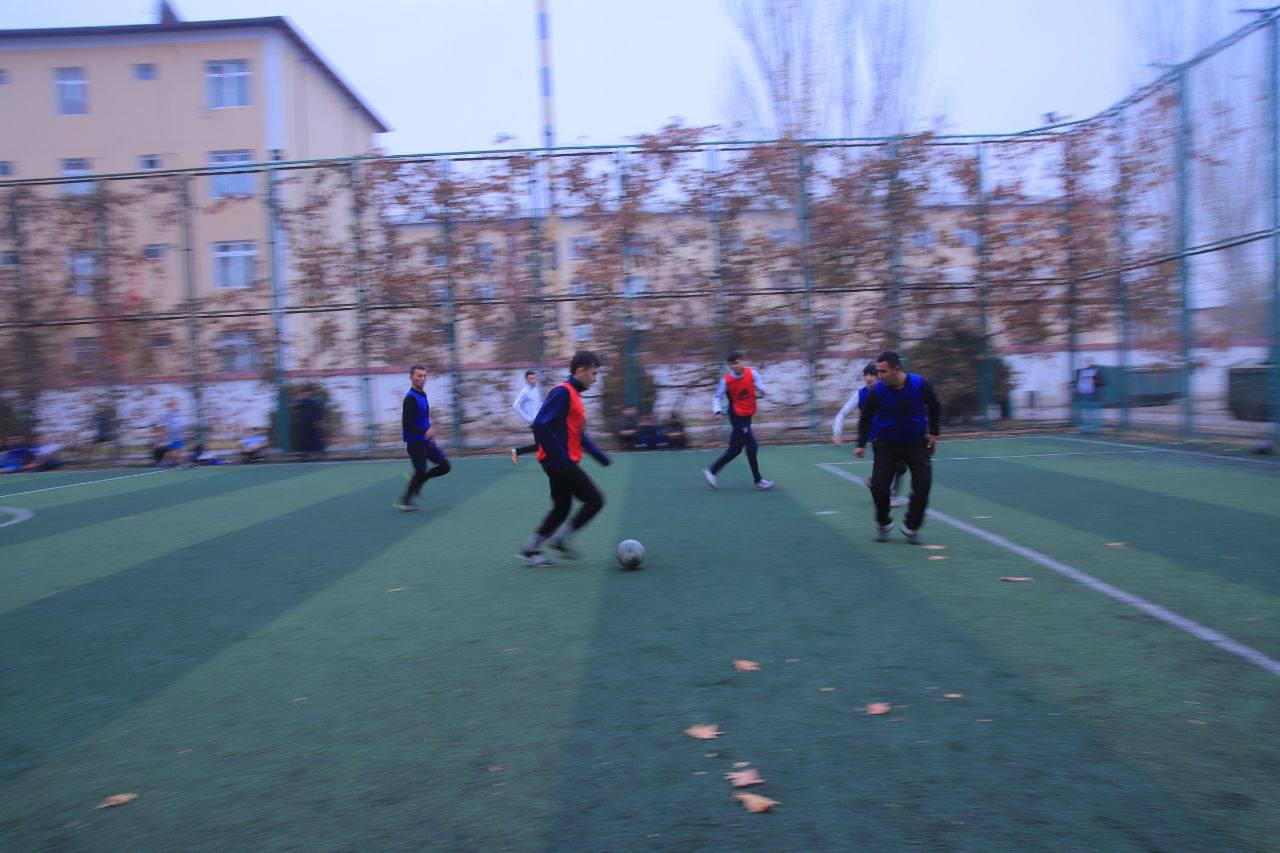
[616,150,640,409]
[707,147,729,363]
[178,175,206,444]
[1062,135,1081,431]
[1174,68,1194,438]
[95,179,122,460]
[794,144,821,435]
[6,190,38,437]
[974,143,993,428]
[265,149,292,453]
[526,156,548,378]
[1113,110,1133,432]
[440,159,466,448]
[887,138,904,348]
[537,0,557,212]
[349,160,376,452]
[1269,19,1280,445]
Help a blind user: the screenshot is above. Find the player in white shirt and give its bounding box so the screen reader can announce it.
[833,362,906,506]
[510,369,543,464]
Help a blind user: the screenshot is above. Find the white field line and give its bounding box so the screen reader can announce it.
[817,462,1280,679]
[0,469,168,500]
[1051,434,1270,464]
[0,507,34,529]
[825,449,1156,465]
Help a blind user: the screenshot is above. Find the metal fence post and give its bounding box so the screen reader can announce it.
[616,150,640,409]
[265,150,292,453]
[1174,68,1194,438]
[1112,110,1133,432]
[6,190,39,437]
[178,175,206,444]
[440,159,466,448]
[526,154,548,378]
[349,160,376,452]
[1061,134,1082,430]
[94,179,122,460]
[794,144,821,435]
[887,138,904,349]
[974,143,993,428]
[707,147,729,364]
[1269,19,1280,446]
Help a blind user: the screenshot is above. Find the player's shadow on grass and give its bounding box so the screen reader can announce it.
[538,456,1227,850]
[0,472,489,790]
[0,466,316,549]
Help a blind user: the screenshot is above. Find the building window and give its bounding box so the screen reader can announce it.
[570,278,594,297]
[214,330,259,372]
[139,154,162,171]
[624,275,647,296]
[475,282,497,300]
[206,60,250,108]
[570,236,594,259]
[61,158,94,195]
[212,241,257,289]
[473,242,495,266]
[73,337,104,365]
[133,63,158,81]
[0,69,9,85]
[209,150,254,199]
[572,323,592,342]
[911,228,934,248]
[147,333,173,351]
[67,250,97,295]
[144,244,167,261]
[56,67,87,115]
[543,242,557,271]
[999,223,1026,247]
[2,251,19,267]
[768,229,794,246]
[0,161,12,177]
[956,226,980,248]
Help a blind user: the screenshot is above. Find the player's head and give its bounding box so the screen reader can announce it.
[862,362,877,386]
[570,350,600,389]
[524,369,537,386]
[875,351,905,386]
[409,364,427,390]
[726,351,743,374]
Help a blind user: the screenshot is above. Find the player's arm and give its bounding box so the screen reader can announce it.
[922,380,941,452]
[832,389,860,445]
[581,432,611,467]
[712,377,727,417]
[754,372,769,399]
[511,387,532,424]
[532,387,571,467]
[855,388,878,457]
[401,395,418,438]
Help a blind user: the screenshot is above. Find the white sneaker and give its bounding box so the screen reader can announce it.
[510,448,519,465]
[703,469,719,489]
[755,479,775,490]
[518,551,557,567]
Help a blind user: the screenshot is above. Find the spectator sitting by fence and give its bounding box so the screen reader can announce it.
[665,413,687,449]
[617,406,640,448]
[239,430,269,464]
[2,435,34,473]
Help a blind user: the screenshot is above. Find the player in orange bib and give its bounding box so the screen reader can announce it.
[519,350,611,567]
[703,351,775,490]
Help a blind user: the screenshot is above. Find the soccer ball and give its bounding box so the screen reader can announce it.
[616,539,645,570]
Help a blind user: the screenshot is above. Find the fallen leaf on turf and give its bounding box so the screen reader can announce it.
[733,660,761,671]
[735,793,780,813]
[972,515,992,519]
[386,587,406,593]
[488,765,503,772]
[1187,719,1207,725]
[1105,542,1128,548]
[820,687,836,692]
[785,658,799,663]
[923,545,946,550]
[866,702,892,715]
[95,794,137,810]
[976,719,992,723]
[726,768,765,787]
[694,771,707,776]
[685,725,722,740]
[928,555,948,561]
[1000,577,1034,582]
[733,761,750,768]
[704,752,719,758]
[944,693,963,699]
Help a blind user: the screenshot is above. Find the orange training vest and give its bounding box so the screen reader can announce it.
[724,367,757,417]
[536,381,586,463]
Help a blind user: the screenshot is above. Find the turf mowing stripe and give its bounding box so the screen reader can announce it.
[818,463,1280,679]
[0,469,168,499]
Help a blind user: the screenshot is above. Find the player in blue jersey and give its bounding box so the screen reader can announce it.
[395,364,452,512]
[833,362,906,506]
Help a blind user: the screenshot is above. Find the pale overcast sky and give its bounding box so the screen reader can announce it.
[0,1,1234,154]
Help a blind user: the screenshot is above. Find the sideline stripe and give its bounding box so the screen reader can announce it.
[1051,434,1270,464]
[826,449,1156,465]
[817,462,1280,678]
[0,469,168,500]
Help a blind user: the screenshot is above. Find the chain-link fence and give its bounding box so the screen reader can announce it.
[3,12,1279,459]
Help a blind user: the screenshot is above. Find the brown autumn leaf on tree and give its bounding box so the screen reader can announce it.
[685,724,723,740]
[94,794,138,810]
[735,793,781,813]
[726,768,766,787]
[733,660,761,671]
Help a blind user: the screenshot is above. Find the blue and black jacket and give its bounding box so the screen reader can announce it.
[856,374,941,447]
[402,387,431,443]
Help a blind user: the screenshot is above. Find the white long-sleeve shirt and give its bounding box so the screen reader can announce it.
[832,385,868,438]
[713,369,769,415]
[511,383,543,425]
